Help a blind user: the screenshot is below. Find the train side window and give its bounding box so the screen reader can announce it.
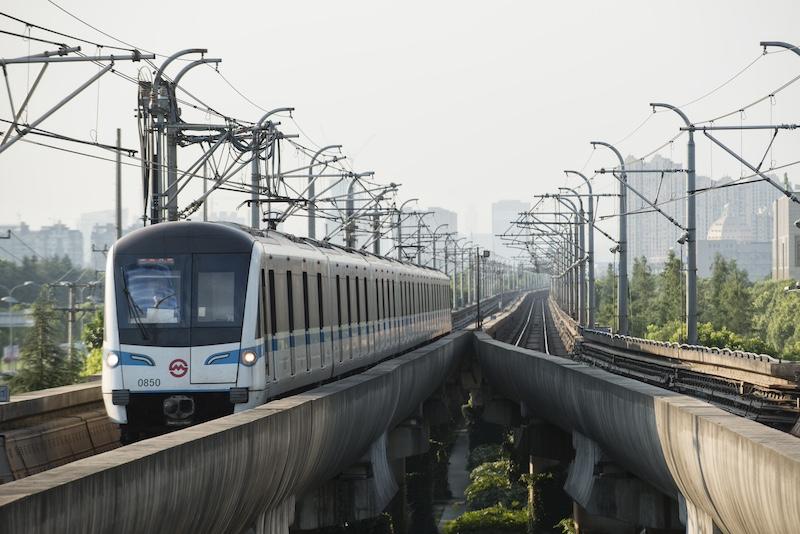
[302,271,310,331]
[346,275,352,326]
[355,276,361,324]
[383,279,388,319]
[336,275,343,327]
[401,281,406,315]
[363,276,369,323]
[317,273,324,328]
[392,280,397,318]
[268,270,278,335]
[381,279,386,320]
[286,271,295,333]
[375,279,380,320]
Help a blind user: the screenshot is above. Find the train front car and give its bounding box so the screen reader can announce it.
[102,222,264,441]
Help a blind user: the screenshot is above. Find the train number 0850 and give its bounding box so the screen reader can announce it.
[137,378,161,387]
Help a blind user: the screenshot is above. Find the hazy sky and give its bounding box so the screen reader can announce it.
[2,0,800,262]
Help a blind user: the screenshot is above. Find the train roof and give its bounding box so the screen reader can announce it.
[114,221,255,255]
[115,221,447,279]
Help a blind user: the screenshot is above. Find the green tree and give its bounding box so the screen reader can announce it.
[629,257,657,337]
[751,280,800,359]
[595,262,617,329]
[719,263,752,333]
[464,460,527,511]
[81,310,104,376]
[702,254,730,326]
[701,255,753,333]
[655,250,683,327]
[10,288,79,392]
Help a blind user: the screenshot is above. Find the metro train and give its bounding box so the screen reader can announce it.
[102,221,452,441]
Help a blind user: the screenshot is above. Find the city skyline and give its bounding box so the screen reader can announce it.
[3,1,800,249]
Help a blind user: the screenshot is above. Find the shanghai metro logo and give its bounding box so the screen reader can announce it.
[169,358,188,378]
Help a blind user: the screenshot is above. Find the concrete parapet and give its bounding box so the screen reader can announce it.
[0,332,471,533]
[0,381,101,429]
[475,332,800,534]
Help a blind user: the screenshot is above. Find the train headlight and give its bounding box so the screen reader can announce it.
[241,351,257,366]
[106,352,120,368]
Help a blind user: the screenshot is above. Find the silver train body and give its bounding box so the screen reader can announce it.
[102,222,451,438]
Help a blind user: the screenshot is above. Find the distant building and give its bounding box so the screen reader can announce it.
[35,223,84,267]
[691,204,771,280]
[772,195,800,280]
[0,222,83,267]
[79,209,129,265]
[624,154,781,275]
[696,240,771,280]
[427,207,458,236]
[491,200,528,259]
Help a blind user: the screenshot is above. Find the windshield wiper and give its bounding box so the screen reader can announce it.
[121,266,150,340]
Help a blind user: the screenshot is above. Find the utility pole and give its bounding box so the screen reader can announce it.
[372,212,381,255]
[416,216,422,266]
[55,281,99,362]
[396,199,417,260]
[151,49,207,225]
[202,161,208,222]
[650,103,697,344]
[591,141,628,335]
[66,284,75,360]
[558,189,586,326]
[565,171,594,326]
[476,247,482,328]
[308,145,341,239]
[252,107,294,230]
[116,128,122,239]
[346,180,357,248]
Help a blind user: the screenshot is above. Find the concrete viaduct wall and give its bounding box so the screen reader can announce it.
[0,331,470,534]
[475,332,800,534]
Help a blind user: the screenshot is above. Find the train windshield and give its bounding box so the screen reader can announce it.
[121,256,188,326]
[116,253,250,346]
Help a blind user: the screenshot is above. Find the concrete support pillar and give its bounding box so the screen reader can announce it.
[680,496,720,534]
[294,432,400,530]
[249,497,295,534]
[564,432,682,532]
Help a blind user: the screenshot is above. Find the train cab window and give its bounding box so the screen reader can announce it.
[193,255,247,326]
[302,272,310,331]
[286,271,295,333]
[268,270,277,335]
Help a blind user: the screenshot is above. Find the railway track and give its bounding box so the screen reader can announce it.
[576,340,800,428]
[503,296,800,432]
[507,293,565,356]
[451,291,519,331]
